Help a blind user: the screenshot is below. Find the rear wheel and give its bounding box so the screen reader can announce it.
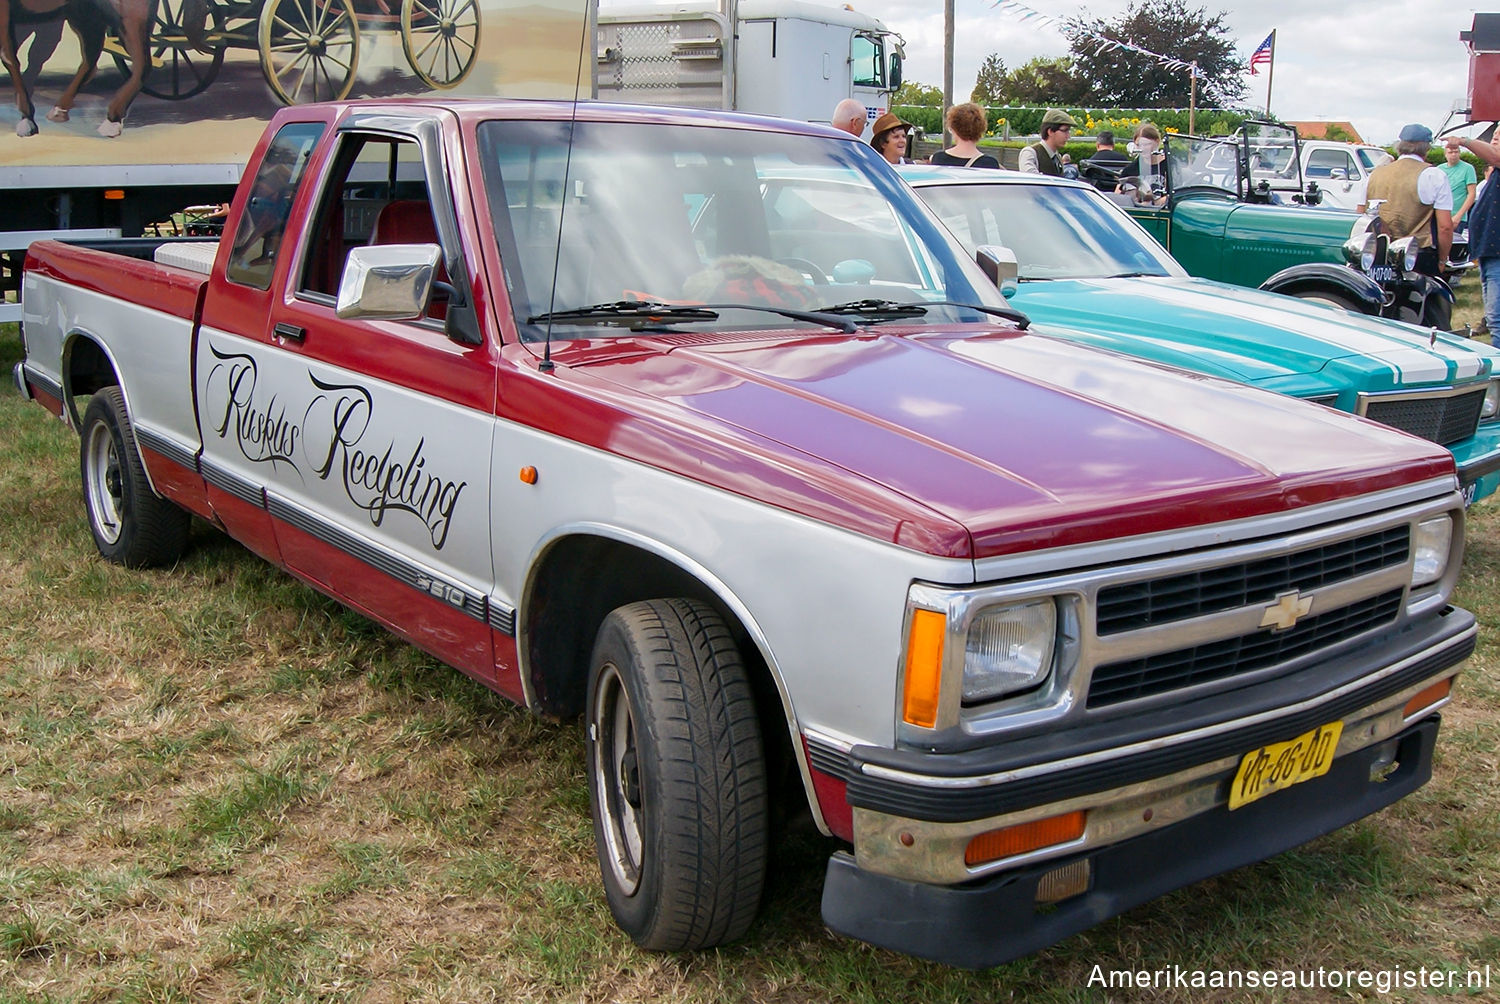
[586,598,767,950]
[80,387,191,568]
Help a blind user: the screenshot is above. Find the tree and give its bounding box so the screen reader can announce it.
[895,79,944,107]
[1066,0,1246,107]
[1323,123,1355,143]
[971,54,1007,105]
[1000,57,1091,106]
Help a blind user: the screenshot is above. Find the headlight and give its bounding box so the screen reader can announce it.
[1344,233,1377,270]
[962,599,1056,703]
[1412,515,1454,588]
[1483,380,1500,421]
[1389,236,1418,271]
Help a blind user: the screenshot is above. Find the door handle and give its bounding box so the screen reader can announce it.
[273,322,305,342]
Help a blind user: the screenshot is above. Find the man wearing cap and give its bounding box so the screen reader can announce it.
[1358,124,1454,277]
[1018,109,1076,175]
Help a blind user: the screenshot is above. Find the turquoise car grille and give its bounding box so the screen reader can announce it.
[1088,589,1404,708]
[1095,526,1409,635]
[1363,388,1486,447]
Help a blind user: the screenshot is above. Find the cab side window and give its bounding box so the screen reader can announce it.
[226,121,325,289]
[1306,149,1356,180]
[297,134,448,321]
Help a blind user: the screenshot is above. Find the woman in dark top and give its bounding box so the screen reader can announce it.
[928,103,1000,169]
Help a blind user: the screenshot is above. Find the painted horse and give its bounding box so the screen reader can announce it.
[0,0,155,137]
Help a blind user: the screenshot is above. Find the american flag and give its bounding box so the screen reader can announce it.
[1249,31,1274,75]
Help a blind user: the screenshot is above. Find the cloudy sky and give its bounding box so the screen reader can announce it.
[847,0,1483,144]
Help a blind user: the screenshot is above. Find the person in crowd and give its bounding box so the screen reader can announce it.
[869,112,913,165]
[1358,124,1453,277]
[1446,135,1500,338]
[832,99,867,138]
[1117,122,1166,203]
[1090,130,1130,167]
[1017,109,1075,175]
[928,103,1000,168]
[1441,141,1478,238]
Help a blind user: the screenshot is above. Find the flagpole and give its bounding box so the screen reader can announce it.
[1266,29,1275,117]
[1189,64,1196,135]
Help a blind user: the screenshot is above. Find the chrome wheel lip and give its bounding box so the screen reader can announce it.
[592,661,644,896]
[84,421,124,545]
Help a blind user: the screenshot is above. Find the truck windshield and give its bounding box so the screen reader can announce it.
[476,119,1006,342]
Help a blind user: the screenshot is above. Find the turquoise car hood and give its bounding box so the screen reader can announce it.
[1014,276,1495,388]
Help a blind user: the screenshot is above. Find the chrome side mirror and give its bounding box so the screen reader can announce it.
[336,243,441,320]
[976,245,1019,298]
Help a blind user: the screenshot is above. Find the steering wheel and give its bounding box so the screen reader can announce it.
[776,257,828,285]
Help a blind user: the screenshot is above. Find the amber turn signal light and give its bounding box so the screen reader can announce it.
[1403,677,1452,718]
[901,609,946,729]
[965,810,1086,866]
[519,466,538,485]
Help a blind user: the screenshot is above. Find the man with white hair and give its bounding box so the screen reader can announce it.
[832,99,867,138]
[1358,123,1454,276]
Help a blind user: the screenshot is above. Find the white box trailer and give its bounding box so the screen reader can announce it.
[596,0,903,128]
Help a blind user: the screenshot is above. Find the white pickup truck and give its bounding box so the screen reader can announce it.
[14,98,1477,968]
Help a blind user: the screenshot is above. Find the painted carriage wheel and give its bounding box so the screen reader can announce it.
[258,0,360,105]
[111,0,225,101]
[400,0,481,90]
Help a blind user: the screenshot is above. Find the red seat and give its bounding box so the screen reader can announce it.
[369,199,447,318]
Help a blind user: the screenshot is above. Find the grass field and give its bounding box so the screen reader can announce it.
[2,302,1498,1003]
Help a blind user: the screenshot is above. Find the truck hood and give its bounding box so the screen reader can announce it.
[560,326,1454,560]
[1013,276,1496,387]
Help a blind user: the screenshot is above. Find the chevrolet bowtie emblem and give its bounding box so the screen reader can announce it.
[1260,591,1313,632]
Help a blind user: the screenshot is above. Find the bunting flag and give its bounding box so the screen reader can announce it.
[988,0,1245,105]
[1249,31,1274,75]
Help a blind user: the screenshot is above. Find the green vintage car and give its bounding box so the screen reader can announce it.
[1098,121,1456,330]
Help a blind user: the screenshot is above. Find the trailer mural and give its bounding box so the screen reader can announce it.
[0,0,588,157]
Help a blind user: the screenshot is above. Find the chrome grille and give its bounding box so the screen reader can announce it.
[1088,589,1404,708]
[1364,388,1485,446]
[1096,526,1409,635]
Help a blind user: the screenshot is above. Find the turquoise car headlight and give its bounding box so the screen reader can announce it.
[962,598,1056,702]
[1484,380,1500,422]
[1412,516,1454,588]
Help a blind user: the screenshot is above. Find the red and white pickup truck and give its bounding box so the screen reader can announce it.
[13,99,1478,968]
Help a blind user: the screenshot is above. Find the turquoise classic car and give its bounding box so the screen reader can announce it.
[1099,122,1455,330]
[895,165,1500,502]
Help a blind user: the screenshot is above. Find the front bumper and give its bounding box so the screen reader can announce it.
[1451,422,1500,503]
[823,716,1437,969]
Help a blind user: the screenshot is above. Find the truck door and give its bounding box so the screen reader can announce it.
[202,116,499,685]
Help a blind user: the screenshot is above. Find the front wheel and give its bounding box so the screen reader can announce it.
[80,387,191,568]
[587,598,768,951]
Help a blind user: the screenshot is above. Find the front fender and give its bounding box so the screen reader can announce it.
[1259,263,1384,314]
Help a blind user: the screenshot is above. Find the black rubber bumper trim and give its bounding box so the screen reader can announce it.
[839,609,1471,823]
[822,717,1438,970]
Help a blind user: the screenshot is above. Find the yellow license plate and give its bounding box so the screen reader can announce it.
[1228,720,1344,810]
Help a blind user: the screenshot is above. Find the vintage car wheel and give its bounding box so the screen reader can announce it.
[400,0,481,89]
[80,387,191,568]
[258,0,360,105]
[586,598,767,950]
[1293,291,1360,313]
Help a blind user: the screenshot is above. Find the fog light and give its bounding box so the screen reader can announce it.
[965,810,1086,866]
[1036,859,1092,904]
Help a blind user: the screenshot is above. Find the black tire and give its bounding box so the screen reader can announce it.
[586,597,767,951]
[1423,297,1453,332]
[80,387,191,568]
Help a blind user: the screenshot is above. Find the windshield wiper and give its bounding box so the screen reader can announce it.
[814,298,1031,330]
[528,300,720,328]
[528,299,857,333]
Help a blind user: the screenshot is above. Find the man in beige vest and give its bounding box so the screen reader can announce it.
[1357,123,1454,276]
